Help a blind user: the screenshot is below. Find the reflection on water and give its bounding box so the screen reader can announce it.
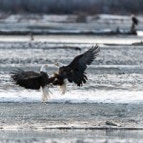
[0,129,143,142]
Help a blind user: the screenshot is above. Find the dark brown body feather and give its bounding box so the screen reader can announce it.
[11,69,54,89]
[53,45,100,87]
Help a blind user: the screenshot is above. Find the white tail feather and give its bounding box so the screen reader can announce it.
[58,80,67,94]
[41,86,51,102]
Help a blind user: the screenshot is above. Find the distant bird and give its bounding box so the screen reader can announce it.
[131,15,138,25]
[29,32,34,41]
[52,45,100,94]
[131,15,139,32]
[11,65,55,102]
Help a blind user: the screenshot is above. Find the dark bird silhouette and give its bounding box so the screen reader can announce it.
[11,65,55,102]
[132,15,138,25]
[131,15,139,33]
[52,45,100,94]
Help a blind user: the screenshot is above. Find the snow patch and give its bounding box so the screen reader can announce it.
[1,89,143,104]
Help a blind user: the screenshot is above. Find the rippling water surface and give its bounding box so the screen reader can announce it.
[0,35,143,103]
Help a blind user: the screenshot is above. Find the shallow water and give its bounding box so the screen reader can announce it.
[0,129,143,143]
[0,35,143,103]
[1,14,143,142]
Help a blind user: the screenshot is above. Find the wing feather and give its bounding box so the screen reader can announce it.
[58,45,100,86]
[11,69,42,89]
[69,45,99,70]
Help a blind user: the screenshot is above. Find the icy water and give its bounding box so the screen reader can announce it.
[1,129,143,143]
[1,14,143,142]
[0,35,143,103]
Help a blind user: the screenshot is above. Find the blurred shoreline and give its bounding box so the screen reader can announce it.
[0,0,142,15]
[0,14,141,36]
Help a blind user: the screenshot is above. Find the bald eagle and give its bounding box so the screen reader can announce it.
[11,46,100,100]
[52,45,100,94]
[11,65,55,102]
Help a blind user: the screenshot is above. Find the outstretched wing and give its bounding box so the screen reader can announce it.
[58,45,100,86]
[11,69,42,89]
[69,45,100,71]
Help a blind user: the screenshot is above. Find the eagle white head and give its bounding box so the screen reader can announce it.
[54,62,63,68]
[40,64,48,73]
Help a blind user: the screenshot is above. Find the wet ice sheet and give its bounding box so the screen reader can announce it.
[1,129,143,143]
[1,88,143,104]
[0,102,143,142]
[0,35,142,44]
